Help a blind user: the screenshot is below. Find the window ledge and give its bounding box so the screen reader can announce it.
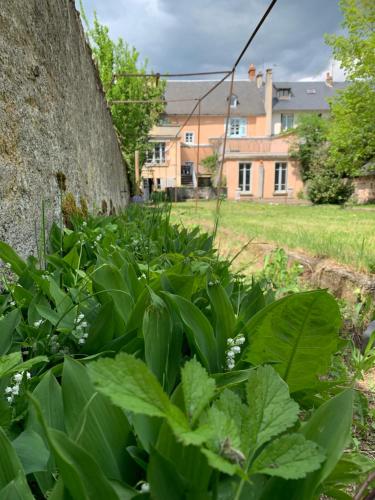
[273,191,287,196]
[239,192,253,196]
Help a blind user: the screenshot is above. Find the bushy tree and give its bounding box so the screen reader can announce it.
[290,114,329,182]
[325,0,375,176]
[80,6,165,190]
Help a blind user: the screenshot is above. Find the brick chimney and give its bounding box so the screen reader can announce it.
[248,64,256,81]
[265,68,273,136]
[325,71,333,87]
[256,71,263,88]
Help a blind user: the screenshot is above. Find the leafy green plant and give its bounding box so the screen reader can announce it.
[0,201,373,498]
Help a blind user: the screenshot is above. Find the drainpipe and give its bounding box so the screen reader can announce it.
[265,68,273,136]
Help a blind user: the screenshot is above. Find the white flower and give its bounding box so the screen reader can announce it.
[83,333,89,338]
[96,235,102,242]
[232,346,241,354]
[5,263,11,269]
[5,386,12,394]
[140,483,150,493]
[227,338,234,346]
[9,300,15,306]
[235,335,245,345]
[78,338,85,345]
[81,321,88,328]
[26,372,31,380]
[78,313,85,321]
[227,359,235,370]
[12,386,19,395]
[82,221,87,227]
[13,373,23,383]
[33,319,43,328]
[7,396,13,403]
[227,350,235,358]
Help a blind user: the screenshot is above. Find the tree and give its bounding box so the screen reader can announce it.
[80,6,166,190]
[325,0,375,176]
[290,114,329,182]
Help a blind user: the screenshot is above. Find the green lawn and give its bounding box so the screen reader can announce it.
[172,201,375,273]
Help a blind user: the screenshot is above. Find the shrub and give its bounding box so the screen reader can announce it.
[307,174,354,204]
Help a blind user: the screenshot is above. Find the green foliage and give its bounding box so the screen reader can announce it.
[80,6,165,188]
[325,0,375,176]
[290,113,329,182]
[0,202,373,497]
[307,173,354,204]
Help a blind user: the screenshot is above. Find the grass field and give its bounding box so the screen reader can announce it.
[172,201,375,273]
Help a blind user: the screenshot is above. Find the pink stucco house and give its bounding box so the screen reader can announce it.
[142,65,347,201]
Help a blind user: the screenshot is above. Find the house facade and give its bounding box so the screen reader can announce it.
[141,65,347,201]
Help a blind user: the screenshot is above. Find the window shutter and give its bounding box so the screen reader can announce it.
[239,119,246,137]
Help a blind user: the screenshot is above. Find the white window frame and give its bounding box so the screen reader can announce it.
[274,162,288,192]
[277,88,291,99]
[230,94,238,108]
[281,113,294,132]
[227,118,247,137]
[185,132,195,144]
[146,142,166,164]
[238,162,252,193]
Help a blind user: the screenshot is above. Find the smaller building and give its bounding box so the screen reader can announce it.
[141,66,347,201]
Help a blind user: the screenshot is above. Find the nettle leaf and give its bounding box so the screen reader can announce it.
[88,353,171,418]
[181,358,216,424]
[214,390,249,454]
[250,434,325,480]
[89,353,208,448]
[0,352,48,379]
[246,365,299,454]
[245,290,340,393]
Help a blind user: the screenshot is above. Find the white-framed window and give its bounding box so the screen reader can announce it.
[275,162,287,192]
[147,142,166,164]
[238,163,251,192]
[228,118,247,137]
[281,113,294,131]
[185,132,194,144]
[230,94,238,108]
[277,88,291,99]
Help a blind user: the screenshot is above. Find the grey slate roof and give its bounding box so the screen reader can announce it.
[164,79,349,115]
[164,80,265,116]
[272,81,349,111]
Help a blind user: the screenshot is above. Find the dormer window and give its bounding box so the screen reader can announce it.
[230,94,239,108]
[277,88,291,99]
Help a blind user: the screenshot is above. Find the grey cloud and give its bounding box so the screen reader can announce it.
[78,0,344,81]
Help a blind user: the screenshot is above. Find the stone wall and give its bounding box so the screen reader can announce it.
[0,0,130,258]
[353,175,375,204]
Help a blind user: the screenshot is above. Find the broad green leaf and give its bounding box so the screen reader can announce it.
[201,448,241,476]
[0,428,33,498]
[12,429,50,474]
[143,298,172,388]
[214,389,248,453]
[0,309,21,355]
[0,473,34,500]
[164,293,219,372]
[85,301,117,352]
[201,405,241,455]
[245,290,340,392]
[62,357,133,483]
[148,448,190,500]
[35,304,60,326]
[29,395,119,500]
[324,451,375,487]
[0,352,48,379]
[0,241,27,276]
[207,281,236,368]
[250,434,325,479]
[29,369,65,431]
[181,358,216,424]
[238,283,266,325]
[213,368,254,389]
[92,264,134,325]
[246,365,299,454]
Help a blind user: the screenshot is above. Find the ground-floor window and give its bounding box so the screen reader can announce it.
[238,163,251,192]
[275,162,287,192]
[156,178,161,189]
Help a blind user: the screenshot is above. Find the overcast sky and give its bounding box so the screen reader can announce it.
[77,0,346,82]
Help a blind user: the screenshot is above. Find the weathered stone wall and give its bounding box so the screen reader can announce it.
[0,0,130,258]
[353,175,375,204]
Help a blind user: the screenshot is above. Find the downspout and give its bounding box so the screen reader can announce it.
[265,68,273,136]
